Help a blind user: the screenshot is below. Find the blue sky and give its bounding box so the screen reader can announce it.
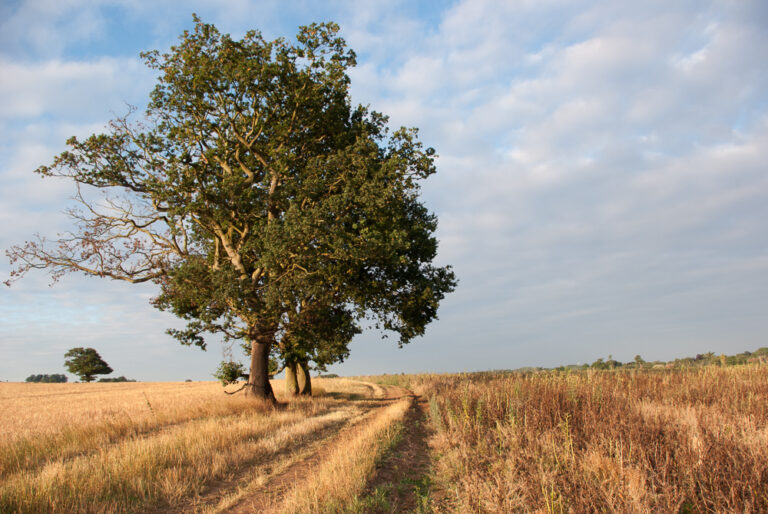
[2,0,767,381]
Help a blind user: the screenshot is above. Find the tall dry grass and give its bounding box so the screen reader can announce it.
[413,366,768,512]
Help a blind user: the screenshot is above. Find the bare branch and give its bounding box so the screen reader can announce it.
[210,221,249,279]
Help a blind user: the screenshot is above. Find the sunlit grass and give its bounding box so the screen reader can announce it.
[0,378,376,513]
[278,396,411,513]
[6,367,764,512]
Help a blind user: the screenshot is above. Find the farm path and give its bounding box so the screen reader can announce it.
[168,403,359,513]
[178,381,413,513]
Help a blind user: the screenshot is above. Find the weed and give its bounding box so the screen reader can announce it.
[411,366,768,512]
[347,485,391,513]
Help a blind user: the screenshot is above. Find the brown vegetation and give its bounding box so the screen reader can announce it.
[406,366,768,512]
[4,366,766,512]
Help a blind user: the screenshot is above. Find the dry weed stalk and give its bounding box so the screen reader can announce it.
[412,366,768,512]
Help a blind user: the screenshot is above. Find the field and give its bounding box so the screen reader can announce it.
[0,379,413,513]
[2,366,767,512]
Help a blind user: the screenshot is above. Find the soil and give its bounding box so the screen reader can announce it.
[361,394,434,513]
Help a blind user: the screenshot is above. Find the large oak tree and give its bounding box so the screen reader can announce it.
[6,18,456,400]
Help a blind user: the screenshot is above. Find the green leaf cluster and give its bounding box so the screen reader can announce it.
[213,360,248,385]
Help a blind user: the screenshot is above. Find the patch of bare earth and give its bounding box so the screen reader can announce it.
[360,393,435,513]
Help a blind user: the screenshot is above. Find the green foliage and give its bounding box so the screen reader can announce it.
[348,486,392,513]
[214,360,247,385]
[63,347,113,383]
[25,373,68,383]
[8,17,456,395]
[97,376,136,382]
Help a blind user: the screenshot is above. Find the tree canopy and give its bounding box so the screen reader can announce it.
[64,347,113,382]
[7,17,456,399]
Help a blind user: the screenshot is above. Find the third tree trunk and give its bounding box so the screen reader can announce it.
[297,360,312,396]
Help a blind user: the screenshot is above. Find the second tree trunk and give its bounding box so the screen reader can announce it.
[285,359,312,396]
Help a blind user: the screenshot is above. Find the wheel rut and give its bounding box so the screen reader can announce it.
[165,405,356,513]
[180,383,409,513]
[361,393,433,513]
[227,409,374,512]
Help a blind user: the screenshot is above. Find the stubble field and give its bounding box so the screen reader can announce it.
[2,365,767,513]
[0,379,413,513]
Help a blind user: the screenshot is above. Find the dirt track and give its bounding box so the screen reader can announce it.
[361,393,433,513]
[170,381,430,513]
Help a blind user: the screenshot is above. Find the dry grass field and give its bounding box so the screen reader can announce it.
[3,366,767,513]
[0,378,412,513]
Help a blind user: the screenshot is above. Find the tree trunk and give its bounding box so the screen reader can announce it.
[285,361,299,396]
[297,359,312,396]
[244,333,276,402]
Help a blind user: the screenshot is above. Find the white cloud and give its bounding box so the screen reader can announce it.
[0,0,109,57]
[0,57,152,120]
[353,0,768,367]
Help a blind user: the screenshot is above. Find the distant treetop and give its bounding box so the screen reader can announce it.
[64,347,113,382]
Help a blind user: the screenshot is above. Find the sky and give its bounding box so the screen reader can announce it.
[1,0,767,382]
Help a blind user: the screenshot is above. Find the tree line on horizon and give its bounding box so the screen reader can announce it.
[546,346,768,372]
[18,346,767,384]
[25,374,67,383]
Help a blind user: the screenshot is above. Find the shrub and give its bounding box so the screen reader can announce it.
[214,361,247,385]
[25,374,68,383]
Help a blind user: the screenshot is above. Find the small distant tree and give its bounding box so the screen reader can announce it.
[605,355,621,369]
[64,347,113,382]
